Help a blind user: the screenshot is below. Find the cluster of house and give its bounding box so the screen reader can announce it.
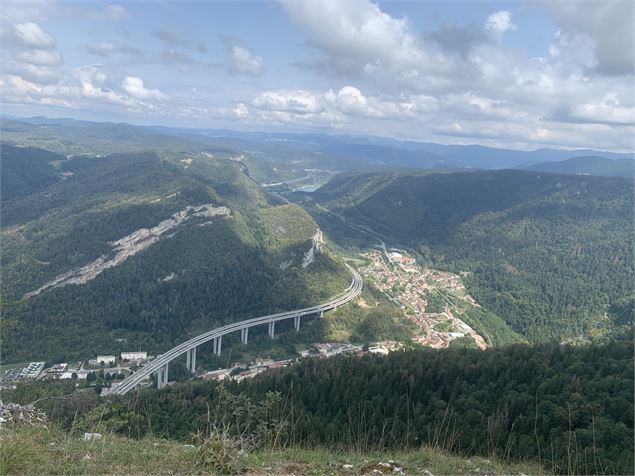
[388,251,416,266]
[415,331,466,348]
[360,249,489,350]
[362,250,430,313]
[5,352,151,384]
[311,342,361,357]
[202,357,294,382]
[87,352,148,367]
[201,341,396,384]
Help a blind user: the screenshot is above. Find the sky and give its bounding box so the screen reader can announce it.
[1,0,633,152]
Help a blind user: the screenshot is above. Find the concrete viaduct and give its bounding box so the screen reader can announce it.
[107,264,362,395]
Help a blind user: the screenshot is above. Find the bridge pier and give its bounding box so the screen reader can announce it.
[268,321,276,338]
[213,336,222,356]
[186,348,197,373]
[240,327,249,344]
[319,310,324,318]
[157,364,168,389]
[294,315,301,331]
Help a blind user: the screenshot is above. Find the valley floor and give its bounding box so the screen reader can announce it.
[0,426,548,475]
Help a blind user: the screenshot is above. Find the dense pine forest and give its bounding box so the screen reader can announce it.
[9,340,630,475]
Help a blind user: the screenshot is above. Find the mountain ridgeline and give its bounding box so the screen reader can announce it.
[522,155,634,177]
[303,169,634,343]
[1,143,350,362]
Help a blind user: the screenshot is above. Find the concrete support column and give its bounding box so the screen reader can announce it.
[190,347,197,373]
[268,321,275,338]
[186,349,191,369]
[319,310,324,318]
[214,336,222,356]
[157,364,168,389]
[294,315,301,331]
[240,327,249,344]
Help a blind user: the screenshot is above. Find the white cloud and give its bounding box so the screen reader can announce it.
[0,0,53,23]
[252,89,322,114]
[60,67,165,112]
[14,22,56,48]
[85,41,142,58]
[3,63,60,84]
[548,30,597,72]
[281,0,432,76]
[0,74,76,108]
[484,10,516,37]
[121,76,166,100]
[105,4,127,20]
[556,94,635,126]
[541,0,634,76]
[14,49,62,66]
[228,44,264,76]
[233,102,249,119]
[246,86,439,125]
[88,4,128,21]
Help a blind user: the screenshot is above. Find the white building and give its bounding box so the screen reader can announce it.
[59,371,87,380]
[95,355,116,365]
[121,352,147,361]
[448,332,465,338]
[368,347,389,356]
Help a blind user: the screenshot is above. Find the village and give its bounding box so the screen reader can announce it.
[0,341,400,393]
[358,248,489,349]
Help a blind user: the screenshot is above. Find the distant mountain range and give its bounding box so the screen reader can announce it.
[3,116,633,177]
[520,155,634,177]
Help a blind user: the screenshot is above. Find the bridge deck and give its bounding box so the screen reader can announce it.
[108,264,362,395]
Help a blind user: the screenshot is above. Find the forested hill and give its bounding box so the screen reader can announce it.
[1,143,350,362]
[55,340,632,475]
[305,169,634,342]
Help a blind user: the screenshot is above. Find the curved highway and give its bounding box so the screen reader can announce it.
[108,264,362,395]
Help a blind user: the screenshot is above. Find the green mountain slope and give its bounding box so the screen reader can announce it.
[0,144,63,202]
[1,144,350,362]
[305,169,634,342]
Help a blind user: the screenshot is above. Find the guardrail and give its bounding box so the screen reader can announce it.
[107,264,362,395]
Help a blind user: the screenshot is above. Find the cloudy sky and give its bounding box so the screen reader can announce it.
[1,0,633,151]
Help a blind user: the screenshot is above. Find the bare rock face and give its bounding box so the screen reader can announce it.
[0,401,48,430]
[24,203,231,298]
[302,229,324,268]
